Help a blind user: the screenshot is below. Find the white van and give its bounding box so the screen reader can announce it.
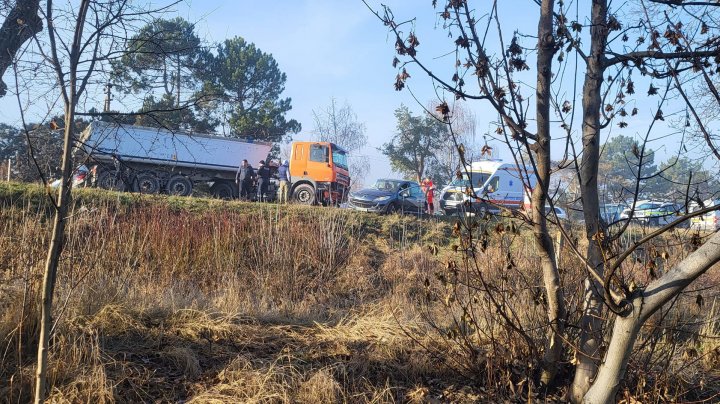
[438,160,536,216]
[690,199,720,231]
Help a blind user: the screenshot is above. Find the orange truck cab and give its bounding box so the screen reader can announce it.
[289,141,350,205]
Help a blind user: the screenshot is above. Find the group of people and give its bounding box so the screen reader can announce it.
[235,159,291,203]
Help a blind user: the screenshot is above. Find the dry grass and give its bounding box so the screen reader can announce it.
[0,184,460,403]
[0,182,718,403]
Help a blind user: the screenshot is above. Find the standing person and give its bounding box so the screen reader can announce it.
[235,159,255,200]
[256,160,271,202]
[111,153,127,191]
[277,159,291,204]
[89,165,98,187]
[421,177,435,215]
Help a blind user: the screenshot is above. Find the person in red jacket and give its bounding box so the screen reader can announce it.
[421,177,435,215]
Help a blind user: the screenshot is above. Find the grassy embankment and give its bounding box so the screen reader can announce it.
[0,181,718,403]
[0,182,463,403]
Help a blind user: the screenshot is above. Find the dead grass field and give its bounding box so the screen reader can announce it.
[0,182,718,403]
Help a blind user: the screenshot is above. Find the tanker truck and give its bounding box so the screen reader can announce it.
[79,122,350,203]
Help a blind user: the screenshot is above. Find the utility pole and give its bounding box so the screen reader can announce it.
[103,82,113,113]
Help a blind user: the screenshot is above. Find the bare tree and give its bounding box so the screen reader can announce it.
[427,100,478,185]
[31,2,131,401]
[312,97,369,187]
[369,0,565,387]
[1,1,176,401]
[368,0,720,402]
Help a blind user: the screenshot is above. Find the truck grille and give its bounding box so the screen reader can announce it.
[336,173,350,185]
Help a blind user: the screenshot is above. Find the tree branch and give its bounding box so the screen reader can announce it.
[641,230,720,321]
[604,49,719,67]
[648,0,720,6]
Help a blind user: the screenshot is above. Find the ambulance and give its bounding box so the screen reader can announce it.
[438,160,536,216]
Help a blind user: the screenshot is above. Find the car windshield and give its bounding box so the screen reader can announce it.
[332,147,348,170]
[637,202,661,210]
[450,172,491,188]
[602,204,625,214]
[370,180,402,192]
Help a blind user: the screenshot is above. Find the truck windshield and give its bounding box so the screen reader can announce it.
[332,148,348,170]
[450,172,490,188]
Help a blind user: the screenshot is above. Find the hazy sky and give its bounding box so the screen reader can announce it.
[1,1,714,183]
[183,0,482,183]
[176,0,545,183]
[180,0,718,178]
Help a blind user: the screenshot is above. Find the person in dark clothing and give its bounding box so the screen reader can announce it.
[235,159,255,200]
[256,160,271,202]
[255,160,269,201]
[111,153,127,191]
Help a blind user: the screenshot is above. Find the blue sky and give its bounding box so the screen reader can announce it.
[176,0,544,182]
[178,0,715,179]
[1,1,715,183]
[183,0,472,183]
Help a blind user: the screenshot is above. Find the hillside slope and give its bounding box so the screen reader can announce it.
[2,182,717,403]
[1,182,477,403]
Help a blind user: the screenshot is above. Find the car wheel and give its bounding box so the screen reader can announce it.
[477,205,488,218]
[386,203,398,215]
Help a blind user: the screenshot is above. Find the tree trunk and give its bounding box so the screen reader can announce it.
[571,0,609,401]
[0,0,42,96]
[582,304,641,404]
[534,0,565,386]
[583,230,720,403]
[176,54,181,107]
[34,0,89,399]
[34,107,76,403]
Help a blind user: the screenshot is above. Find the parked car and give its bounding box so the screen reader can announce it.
[600,203,628,224]
[347,179,426,215]
[690,199,720,231]
[619,200,682,226]
[545,205,568,220]
[50,164,90,189]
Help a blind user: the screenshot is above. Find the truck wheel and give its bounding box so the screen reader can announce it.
[134,172,161,194]
[292,184,316,205]
[210,181,235,199]
[96,170,125,191]
[166,175,192,196]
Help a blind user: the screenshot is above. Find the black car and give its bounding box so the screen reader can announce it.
[348,179,427,215]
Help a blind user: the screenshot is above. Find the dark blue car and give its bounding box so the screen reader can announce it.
[347,179,427,215]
